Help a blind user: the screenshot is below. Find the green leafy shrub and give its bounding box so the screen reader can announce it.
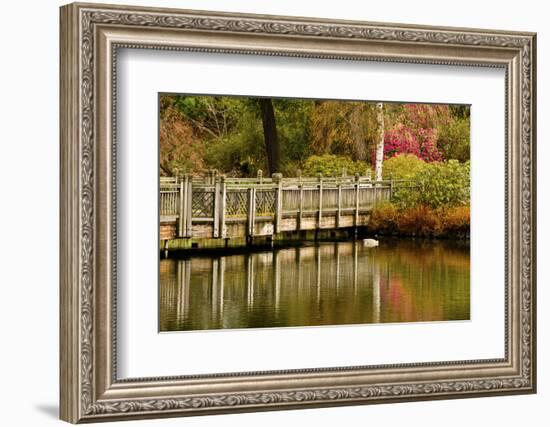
[392,160,470,209]
[369,156,470,238]
[437,117,470,162]
[302,154,371,177]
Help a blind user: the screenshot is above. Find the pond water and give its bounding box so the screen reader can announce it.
[159,239,470,332]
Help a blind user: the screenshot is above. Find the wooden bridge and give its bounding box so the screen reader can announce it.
[160,170,394,251]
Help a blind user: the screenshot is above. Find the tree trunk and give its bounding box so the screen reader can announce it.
[160,162,173,177]
[375,102,385,181]
[259,98,280,174]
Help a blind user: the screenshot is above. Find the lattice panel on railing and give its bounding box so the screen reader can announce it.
[192,190,214,218]
[225,190,249,217]
[255,190,275,216]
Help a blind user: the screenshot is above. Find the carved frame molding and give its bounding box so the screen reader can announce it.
[60,2,536,423]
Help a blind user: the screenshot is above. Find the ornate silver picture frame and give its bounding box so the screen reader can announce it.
[60,2,536,423]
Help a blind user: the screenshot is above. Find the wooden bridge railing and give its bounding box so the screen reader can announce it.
[160,170,401,239]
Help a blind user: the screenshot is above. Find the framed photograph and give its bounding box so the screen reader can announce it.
[60,2,537,423]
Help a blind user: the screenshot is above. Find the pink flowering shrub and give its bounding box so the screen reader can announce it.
[382,104,448,162]
[383,125,443,162]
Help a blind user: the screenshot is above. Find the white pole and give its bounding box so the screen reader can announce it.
[375,102,385,182]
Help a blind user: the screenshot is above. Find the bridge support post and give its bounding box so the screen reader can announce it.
[162,240,168,259]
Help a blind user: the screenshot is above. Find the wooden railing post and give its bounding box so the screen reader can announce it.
[207,169,217,185]
[336,180,342,228]
[317,173,323,228]
[186,175,193,237]
[178,174,188,237]
[297,170,303,231]
[257,169,263,184]
[213,176,220,238]
[273,173,283,233]
[247,187,256,241]
[219,175,226,238]
[354,173,360,228]
[389,173,394,200]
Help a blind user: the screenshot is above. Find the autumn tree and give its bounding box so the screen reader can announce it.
[159,96,206,176]
[258,98,280,174]
[310,101,378,164]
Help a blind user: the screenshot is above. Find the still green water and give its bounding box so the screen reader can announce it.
[159,239,470,332]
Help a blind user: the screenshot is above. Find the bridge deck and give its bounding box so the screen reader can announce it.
[160,172,395,246]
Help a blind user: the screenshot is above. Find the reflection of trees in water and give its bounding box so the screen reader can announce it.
[159,240,470,331]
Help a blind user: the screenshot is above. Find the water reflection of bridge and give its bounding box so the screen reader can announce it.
[160,242,382,331]
[160,171,396,251]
